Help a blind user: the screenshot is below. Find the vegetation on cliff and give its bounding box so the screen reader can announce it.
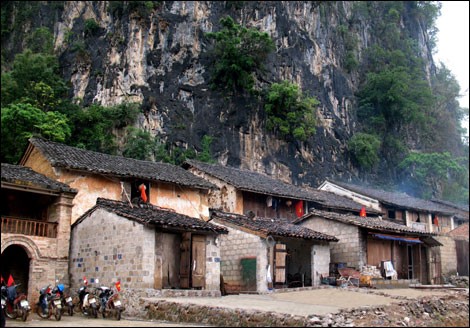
[0,1,468,204]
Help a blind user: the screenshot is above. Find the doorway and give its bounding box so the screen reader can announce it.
[1,245,30,295]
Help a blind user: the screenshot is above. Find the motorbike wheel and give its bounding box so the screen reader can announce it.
[36,303,49,319]
[68,304,74,316]
[54,307,62,321]
[5,304,18,319]
[21,309,28,322]
[90,306,97,318]
[116,308,122,321]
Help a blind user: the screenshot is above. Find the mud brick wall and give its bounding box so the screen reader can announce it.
[204,234,223,291]
[312,243,331,286]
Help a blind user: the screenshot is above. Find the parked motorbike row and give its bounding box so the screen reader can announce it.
[74,283,124,320]
[2,280,124,322]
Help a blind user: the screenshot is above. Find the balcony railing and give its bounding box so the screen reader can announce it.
[1,216,58,238]
[411,222,428,232]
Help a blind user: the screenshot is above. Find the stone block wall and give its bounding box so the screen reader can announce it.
[215,223,268,293]
[69,209,156,291]
[436,235,458,276]
[300,217,364,270]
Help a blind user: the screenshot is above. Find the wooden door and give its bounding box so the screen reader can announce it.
[180,232,191,288]
[191,235,206,288]
[274,243,287,285]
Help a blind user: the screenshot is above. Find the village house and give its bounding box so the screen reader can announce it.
[182,159,377,292]
[209,209,338,293]
[17,137,229,296]
[1,163,77,305]
[318,179,469,282]
[294,210,442,286]
[71,198,227,296]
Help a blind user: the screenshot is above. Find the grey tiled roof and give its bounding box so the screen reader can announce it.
[184,160,377,213]
[210,209,338,241]
[1,163,77,193]
[326,180,455,215]
[75,198,228,234]
[430,199,469,220]
[27,137,216,190]
[297,209,438,236]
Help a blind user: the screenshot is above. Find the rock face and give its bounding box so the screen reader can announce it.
[1,1,436,187]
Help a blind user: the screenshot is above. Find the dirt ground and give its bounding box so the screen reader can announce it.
[144,286,454,316]
[144,286,469,327]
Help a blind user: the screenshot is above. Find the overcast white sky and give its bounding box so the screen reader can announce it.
[434,1,469,135]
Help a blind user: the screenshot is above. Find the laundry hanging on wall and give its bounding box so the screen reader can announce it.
[266,196,273,207]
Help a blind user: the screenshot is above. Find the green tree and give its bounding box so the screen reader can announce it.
[196,135,215,163]
[348,133,381,171]
[1,50,67,110]
[398,152,468,200]
[69,103,140,154]
[25,27,54,54]
[1,103,70,163]
[122,127,155,161]
[205,16,275,93]
[264,81,318,141]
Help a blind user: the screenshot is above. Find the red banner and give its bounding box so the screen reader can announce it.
[7,274,14,287]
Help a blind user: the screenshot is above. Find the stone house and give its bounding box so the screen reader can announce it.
[317,180,468,282]
[209,209,337,293]
[294,210,442,285]
[1,163,77,305]
[18,137,229,294]
[70,198,227,295]
[182,160,376,292]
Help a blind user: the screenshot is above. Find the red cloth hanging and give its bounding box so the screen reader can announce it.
[433,216,439,226]
[295,200,304,218]
[359,206,366,217]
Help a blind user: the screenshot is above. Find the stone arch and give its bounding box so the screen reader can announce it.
[1,235,42,260]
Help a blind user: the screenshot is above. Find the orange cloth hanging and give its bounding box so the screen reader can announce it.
[139,183,148,203]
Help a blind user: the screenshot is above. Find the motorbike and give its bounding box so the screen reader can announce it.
[1,284,31,322]
[74,284,99,318]
[52,282,74,316]
[36,284,62,321]
[96,285,124,320]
